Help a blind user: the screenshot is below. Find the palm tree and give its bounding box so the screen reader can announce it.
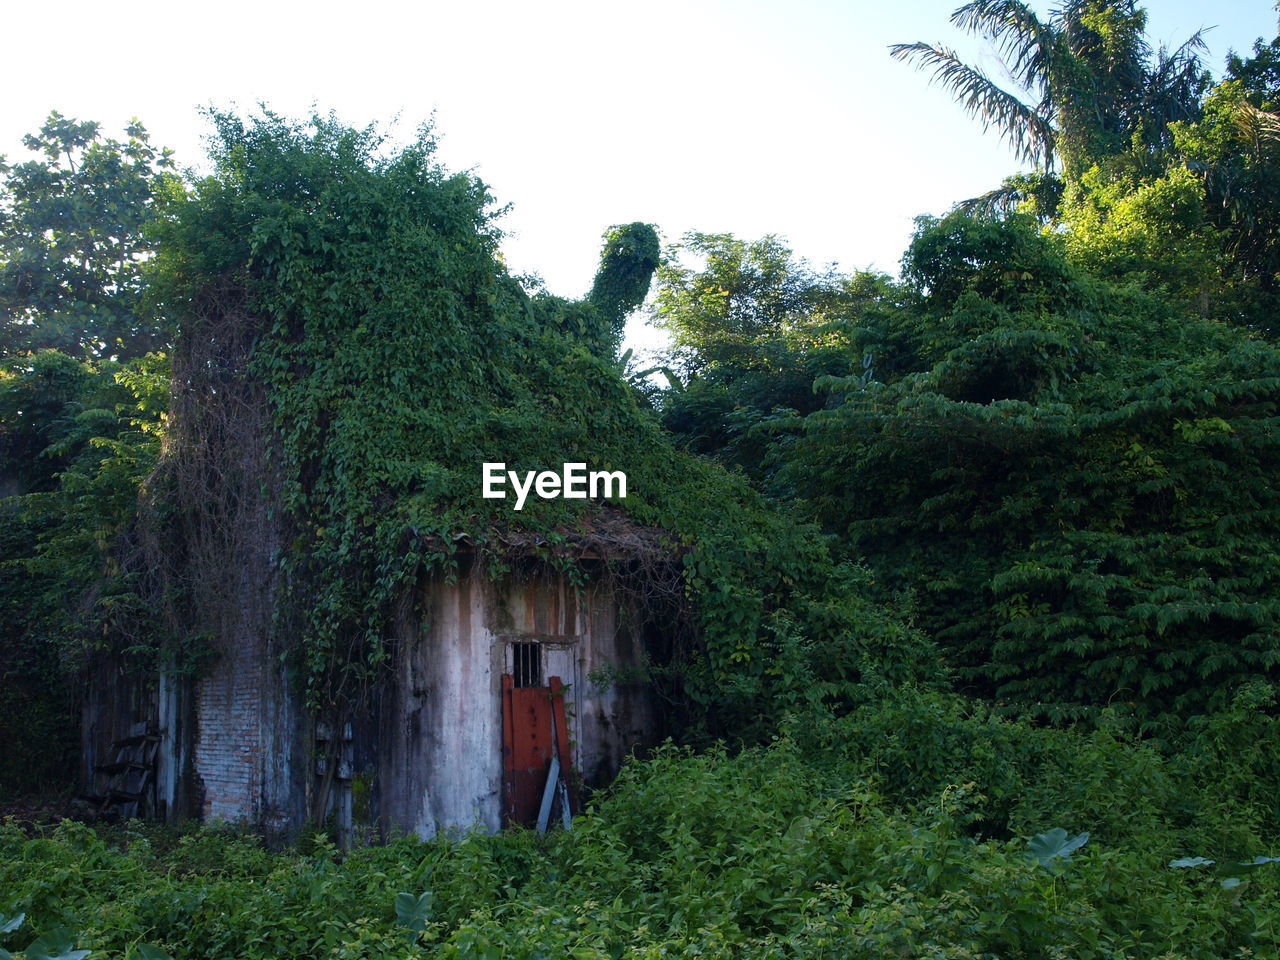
[891,1,1208,182]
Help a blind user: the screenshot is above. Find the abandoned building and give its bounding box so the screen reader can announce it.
[76,286,682,838]
[82,525,677,838]
[76,136,682,840]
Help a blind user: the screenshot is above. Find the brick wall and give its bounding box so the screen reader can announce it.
[194,632,265,822]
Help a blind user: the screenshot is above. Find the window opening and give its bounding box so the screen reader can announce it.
[512,641,542,688]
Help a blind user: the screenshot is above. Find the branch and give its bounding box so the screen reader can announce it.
[889,42,1056,168]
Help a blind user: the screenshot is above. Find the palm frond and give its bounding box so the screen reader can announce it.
[1166,27,1209,63]
[955,183,1026,217]
[955,172,1064,221]
[889,42,1056,167]
[1236,102,1280,150]
[1141,30,1210,134]
[951,0,1056,92]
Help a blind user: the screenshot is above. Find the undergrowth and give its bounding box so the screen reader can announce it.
[2,688,1277,960]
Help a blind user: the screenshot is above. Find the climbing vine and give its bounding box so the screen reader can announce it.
[143,111,924,738]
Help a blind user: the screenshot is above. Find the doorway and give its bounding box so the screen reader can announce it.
[500,640,575,826]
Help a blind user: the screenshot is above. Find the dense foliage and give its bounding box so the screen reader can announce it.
[2,3,1279,954]
[0,349,165,795]
[777,213,1280,721]
[142,111,927,736]
[0,115,173,795]
[890,0,1208,180]
[2,688,1278,959]
[893,1,1280,334]
[0,113,174,359]
[653,232,890,483]
[642,8,1280,724]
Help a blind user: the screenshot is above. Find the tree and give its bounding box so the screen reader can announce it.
[1050,26,1280,332]
[893,4,1280,331]
[0,112,175,360]
[0,349,167,796]
[652,232,892,482]
[782,214,1280,722]
[655,233,823,371]
[0,111,174,796]
[1171,34,1280,320]
[890,0,1208,183]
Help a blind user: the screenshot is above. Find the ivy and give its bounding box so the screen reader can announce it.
[145,110,925,730]
[782,213,1280,721]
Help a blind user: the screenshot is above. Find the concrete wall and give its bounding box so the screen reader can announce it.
[374,563,655,838]
[173,561,653,837]
[377,567,501,836]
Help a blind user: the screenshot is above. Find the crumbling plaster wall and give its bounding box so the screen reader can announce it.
[171,561,653,837]
[376,564,654,838]
[185,489,306,834]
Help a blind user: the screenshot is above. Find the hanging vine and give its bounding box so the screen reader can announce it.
[139,110,932,743]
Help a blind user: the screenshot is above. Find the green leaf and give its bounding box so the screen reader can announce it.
[24,929,92,960]
[0,914,22,934]
[1027,828,1089,866]
[135,946,174,960]
[394,890,433,931]
[1169,856,1214,868]
[1219,855,1280,877]
[1243,855,1280,866]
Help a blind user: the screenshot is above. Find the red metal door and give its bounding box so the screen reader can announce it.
[501,675,575,827]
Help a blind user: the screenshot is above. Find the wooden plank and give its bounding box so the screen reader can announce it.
[501,673,556,826]
[535,754,560,832]
[548,676,577,817]
[501,674,516,824]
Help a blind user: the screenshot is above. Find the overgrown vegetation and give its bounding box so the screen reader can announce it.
[783,213,1280,722]
[0,114,172,792]
[133,111,927,750]
[2,0,1280,954]
[3,688,1279,959]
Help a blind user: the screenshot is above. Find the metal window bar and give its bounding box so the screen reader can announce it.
[513,641,542,688]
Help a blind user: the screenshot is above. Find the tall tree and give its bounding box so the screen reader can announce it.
[891,1,1208,182]
[653,232,893,483]
[0,112,174,796]
[1174,34,1280,312]
[782,213,1280,722]
[0,113,175,360]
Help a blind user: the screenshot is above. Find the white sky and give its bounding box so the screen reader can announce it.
[1,0,1274,354]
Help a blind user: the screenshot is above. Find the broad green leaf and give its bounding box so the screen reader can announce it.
[1027,828,1089,866]
[394,890,433,931]
[24,929,92,960]
[1219,856,1280,877]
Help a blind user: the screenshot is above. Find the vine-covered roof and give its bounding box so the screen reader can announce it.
[146,110,930,725]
